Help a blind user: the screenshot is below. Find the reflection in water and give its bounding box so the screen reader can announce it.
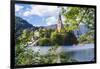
[69,48,94,62]
[28,43,94,62]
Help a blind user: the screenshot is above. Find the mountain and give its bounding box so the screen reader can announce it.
[74,24,88,38]
[15,16,33,38]
[15,16,33,31]
[15,16,88,39]
[43,24,57,29]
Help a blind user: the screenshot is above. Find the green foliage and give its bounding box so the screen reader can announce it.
[39,29,54,38]
[15,30,34,65]
[38,38,51,46]
[32,46,71,64]
[62,7,95,32]
[38,29,78,46]
[16,32,76,65]
[16,44,72,65]
[39,29,45,38]
[78,32,94,44]
[50,30,78,45]
[63,31,78,45]
[51,31,64,45]
[15,47,34,65]
[60,52,71,63]
[62,7,95,43]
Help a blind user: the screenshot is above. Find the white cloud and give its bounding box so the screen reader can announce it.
[15,5,24,12]
[23,11,31,16]
[23,5,58,16]
[46,16,57,25]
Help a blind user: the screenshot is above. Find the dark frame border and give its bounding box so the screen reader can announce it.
[11,1,97,69]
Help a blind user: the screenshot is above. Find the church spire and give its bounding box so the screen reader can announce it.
[57,7,63,32]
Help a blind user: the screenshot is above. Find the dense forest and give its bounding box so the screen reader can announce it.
[15,6,95,65]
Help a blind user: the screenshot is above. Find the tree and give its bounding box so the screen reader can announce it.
[61,7,95,44]
[38,38,51,46]
[15,29,34,65]
[62,7,95,32]
[50,31,64,45]
[39,29,54,38]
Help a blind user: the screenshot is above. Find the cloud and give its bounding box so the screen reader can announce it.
[15,4,24,12]
[23,5,58,16]
[23,11,31,16]
[46,16,57,25]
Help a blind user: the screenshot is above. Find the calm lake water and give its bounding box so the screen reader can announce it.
[28,44,94,62]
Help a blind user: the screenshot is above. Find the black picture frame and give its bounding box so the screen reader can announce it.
[11,1,97,69]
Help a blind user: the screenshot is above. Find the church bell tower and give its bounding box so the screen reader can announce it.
[57,7,63,32]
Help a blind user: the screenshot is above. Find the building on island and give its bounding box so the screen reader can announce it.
[57,7,64,32]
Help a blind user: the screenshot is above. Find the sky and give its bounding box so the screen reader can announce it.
[15,4,62,26]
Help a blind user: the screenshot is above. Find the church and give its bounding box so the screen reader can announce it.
[57,8,64,32]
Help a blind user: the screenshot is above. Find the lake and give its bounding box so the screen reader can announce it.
[28,43,94,62]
